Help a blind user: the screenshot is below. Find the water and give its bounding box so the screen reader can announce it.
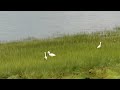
[0,11,120,42]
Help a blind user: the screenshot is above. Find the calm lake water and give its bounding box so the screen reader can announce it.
[0,11,120,42]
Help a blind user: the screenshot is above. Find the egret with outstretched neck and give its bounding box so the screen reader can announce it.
[47,51,56,57]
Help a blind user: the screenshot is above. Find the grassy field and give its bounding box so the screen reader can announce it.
[1,28,120,79]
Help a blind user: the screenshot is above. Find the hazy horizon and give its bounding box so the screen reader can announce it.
[0,11,120,41]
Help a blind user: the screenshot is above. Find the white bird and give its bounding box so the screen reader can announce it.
[97,42,102,49]
[47,51,56,57]
[44,52,47,60]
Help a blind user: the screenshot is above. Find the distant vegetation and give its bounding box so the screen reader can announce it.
[0,27,120,79]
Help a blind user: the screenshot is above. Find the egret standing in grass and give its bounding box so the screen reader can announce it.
[97,42,102,49]
[47,51,56,57]
[44,52,47,60]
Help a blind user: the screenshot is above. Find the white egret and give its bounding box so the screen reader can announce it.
[47,51,56,57]
[44,52,47,60]
[97,42,101,49]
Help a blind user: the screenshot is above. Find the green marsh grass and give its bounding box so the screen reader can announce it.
[1,28,120,79]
